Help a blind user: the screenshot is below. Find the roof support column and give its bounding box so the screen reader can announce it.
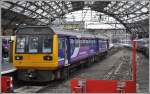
[0,0,2,67]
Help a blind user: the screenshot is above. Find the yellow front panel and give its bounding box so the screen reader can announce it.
[13,34,58,70]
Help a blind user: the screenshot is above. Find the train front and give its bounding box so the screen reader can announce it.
[12,26,58,82]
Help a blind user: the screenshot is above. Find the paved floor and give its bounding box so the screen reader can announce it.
[1,62,16,75]
[30,48,149,93]
[136,51,149,93]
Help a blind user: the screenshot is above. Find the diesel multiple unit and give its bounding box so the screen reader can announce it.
[12,26,109,82]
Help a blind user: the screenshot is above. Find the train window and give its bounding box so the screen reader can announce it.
[84,39,86,46]
[82,39,84,46]
[80,39,83,46]
[42,37,53,53]
[86,39,89,46]
[83,39,86,46]
[75,39,79,47]
[88,40,90,44]
[16,36,26,53]
[70,39,75,45]
[70,38,75,54]
[59,38,64,49]
[29,36,39,53]
[91,40,94,47]
[93,40,96,46]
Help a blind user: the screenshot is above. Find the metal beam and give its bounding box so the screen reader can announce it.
[3,3,30,30]
[5,1,49,20]
[107,1,120,12]
[111,2,128,13]
[2,1,20,16]
[28,1,54,18]
[0,0,2,65]
[121,12,148,22]
[117,2,140,18]
[120,2,149,18]
[43,1,60,17]
[54,1,64,14]
[99,10,132,33]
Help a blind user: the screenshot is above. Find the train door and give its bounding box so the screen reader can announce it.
[64,37,70,66]
[58,37,65,63]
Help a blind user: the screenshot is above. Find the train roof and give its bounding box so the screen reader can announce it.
[51,26,108,39]
[16,25,108,40]
[16,26,54,35]
[134,38,149,42]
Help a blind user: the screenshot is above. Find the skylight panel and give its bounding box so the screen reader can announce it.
[141,7,148,12]
[11,6,23,13]
[1,2,11,9]
[36,9,43,13]
[23,10,32,16]
[28,5,36,10]
[42,12,47,16]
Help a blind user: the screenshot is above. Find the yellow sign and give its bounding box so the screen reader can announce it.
[63,24,81,29]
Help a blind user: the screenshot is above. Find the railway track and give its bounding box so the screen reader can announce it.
[13,48,124,93]
[14,80,64,93]
[104,55,132,80]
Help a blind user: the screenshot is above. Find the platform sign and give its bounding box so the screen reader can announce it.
[63,24,81,30]
[63,21,85,30]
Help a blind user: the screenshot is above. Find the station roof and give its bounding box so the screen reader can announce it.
[1,1,149,37]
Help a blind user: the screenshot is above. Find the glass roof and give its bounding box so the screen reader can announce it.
[1,1,73,24]
[1,1,149,34]
[104,1,149,23]
[64,8,125,29]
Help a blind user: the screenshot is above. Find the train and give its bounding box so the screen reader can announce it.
[135,38,149,57]
[12,26,109,82]
[121,38,149,57]
[2,39,9,58]
[2,39,10,64]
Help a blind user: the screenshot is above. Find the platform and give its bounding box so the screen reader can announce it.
[1,62,16,75]
[37,48,149,93]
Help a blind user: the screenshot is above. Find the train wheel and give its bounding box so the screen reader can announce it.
[56,70,61,79]
[89,57,93,63]
[61,68,69,80]
[51,72,55,80]
[87,61,91,67]
[92,56,95,62]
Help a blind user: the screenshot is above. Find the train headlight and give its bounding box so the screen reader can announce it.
[15,56,23,60]
[43,56,52,61]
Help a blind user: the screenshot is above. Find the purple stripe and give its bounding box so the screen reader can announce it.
[58,60,64,66]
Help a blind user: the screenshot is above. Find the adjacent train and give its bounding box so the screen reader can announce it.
[135,38,149,57]
[12,26,109,82]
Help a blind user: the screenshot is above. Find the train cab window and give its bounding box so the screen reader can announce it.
[16,36,26,53]
[29,36,39,53]
[42,37,52,53]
